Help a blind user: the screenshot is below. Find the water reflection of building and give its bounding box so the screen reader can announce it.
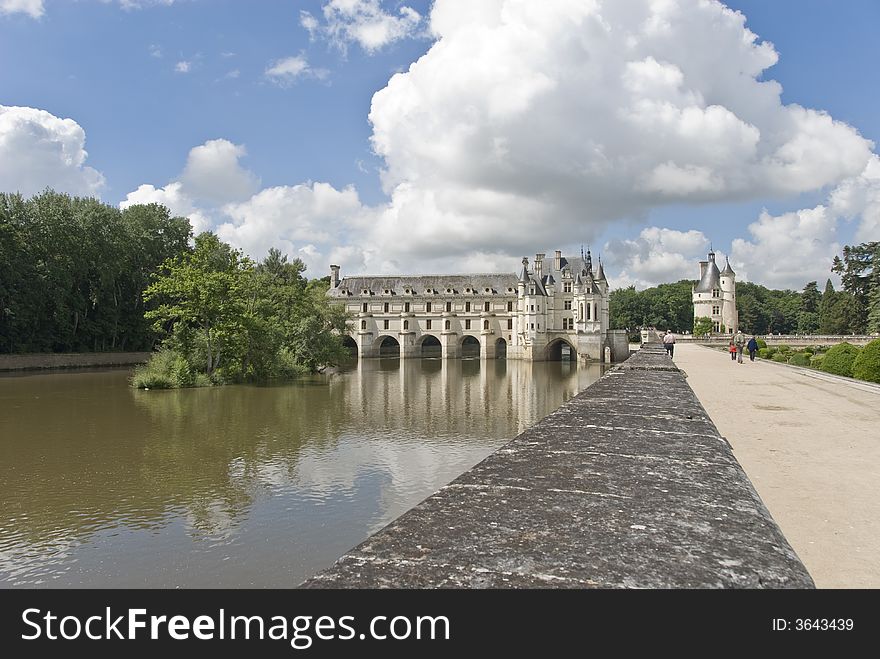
[328,250,630,363]
[333,358,602,438]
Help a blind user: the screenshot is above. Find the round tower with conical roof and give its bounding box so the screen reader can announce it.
[693,249,737,334]
[719,256,738,334]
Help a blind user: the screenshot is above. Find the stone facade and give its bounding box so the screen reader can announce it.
[692,250,738,335]
[327,250,629,363]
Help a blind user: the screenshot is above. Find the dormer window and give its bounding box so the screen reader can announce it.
[404,288,412,295]
[484,287,491,294]
[465,287,472,294]
[383,289,391,295]
[362,288,370,295]
[446,288,453,294]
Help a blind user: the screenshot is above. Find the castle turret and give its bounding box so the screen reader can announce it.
[693,249,736,334]
[719,257,738,334]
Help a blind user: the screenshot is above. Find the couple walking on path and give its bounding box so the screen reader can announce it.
[730,331,759,362]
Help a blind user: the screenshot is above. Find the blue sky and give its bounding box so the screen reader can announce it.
[2,0,879,290]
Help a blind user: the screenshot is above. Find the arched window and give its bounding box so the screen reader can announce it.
[445,320,451,330]
[403,320,409,331]
[483,320,490,330]
[361,320,366,330]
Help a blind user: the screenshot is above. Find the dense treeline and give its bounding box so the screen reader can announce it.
[0,190,191,353]
[1,190,351,387]
[610,241,880,337]
[134,234,349,387]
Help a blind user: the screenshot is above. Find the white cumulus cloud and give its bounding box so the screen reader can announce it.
[830,155,880,243]
[264,55,326,86]
[217,183,372,274]
[0,105,105,197]
[730,206,840,290]
[120,181,211,235]
[301,0,423,54]
[179,139,260,205]
[360,0,873,271]
[603,227,711,289]
[0,0,43,17]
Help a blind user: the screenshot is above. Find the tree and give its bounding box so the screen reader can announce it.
[693,316,713,337]
[0,190,191,353]
[144,233,250,375]
[832,242,880,333]
[139,234,349,386]
[819,279,850,334]
[801,281,821,313]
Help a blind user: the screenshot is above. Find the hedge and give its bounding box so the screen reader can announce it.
[852,338,880,384]
[818,342,861,378]
[788,353,811,367]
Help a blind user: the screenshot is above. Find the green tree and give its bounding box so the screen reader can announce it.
[819,279,850,334]
[832,242,880,333]
[693,316,713,337]
[0,190,191,353]
[139,234,349,386]
[144,233,250,376]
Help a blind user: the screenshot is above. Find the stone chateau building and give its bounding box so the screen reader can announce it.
[327,250,629,362]
[692,249,738,334]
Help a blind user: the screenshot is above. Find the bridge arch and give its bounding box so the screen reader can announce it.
[461,335,481,359]
[374,335,400,358]
[495,337,507,359]
[419,334,443,358]
[341,335,358,360]
[546,338,577,362]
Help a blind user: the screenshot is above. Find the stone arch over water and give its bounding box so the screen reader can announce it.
[420,334,442,358]
[341,336,358,359]
[461,335,481,359]
[375,335,400,358]
[546,338,577,362]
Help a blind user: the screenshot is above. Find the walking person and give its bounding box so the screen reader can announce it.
[734,329,746,364]
[747,335,759,362]
[729,341,737,361]
[663,330,676,358]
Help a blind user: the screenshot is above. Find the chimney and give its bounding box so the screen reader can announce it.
[699,261,708,279]
[535,253,545,281]
[554,250,562,271]
[330,264,340,288]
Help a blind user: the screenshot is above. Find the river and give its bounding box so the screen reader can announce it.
[0,358,604,587]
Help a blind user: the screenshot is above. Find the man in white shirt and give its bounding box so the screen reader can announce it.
[663,330,676,358]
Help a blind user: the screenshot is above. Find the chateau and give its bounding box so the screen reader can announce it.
[692,249,738,334]
[328,250,629,363]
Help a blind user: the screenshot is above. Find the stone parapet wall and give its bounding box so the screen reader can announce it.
[302,344,813,588]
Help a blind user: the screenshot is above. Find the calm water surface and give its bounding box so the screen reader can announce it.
[0,358,603,587]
